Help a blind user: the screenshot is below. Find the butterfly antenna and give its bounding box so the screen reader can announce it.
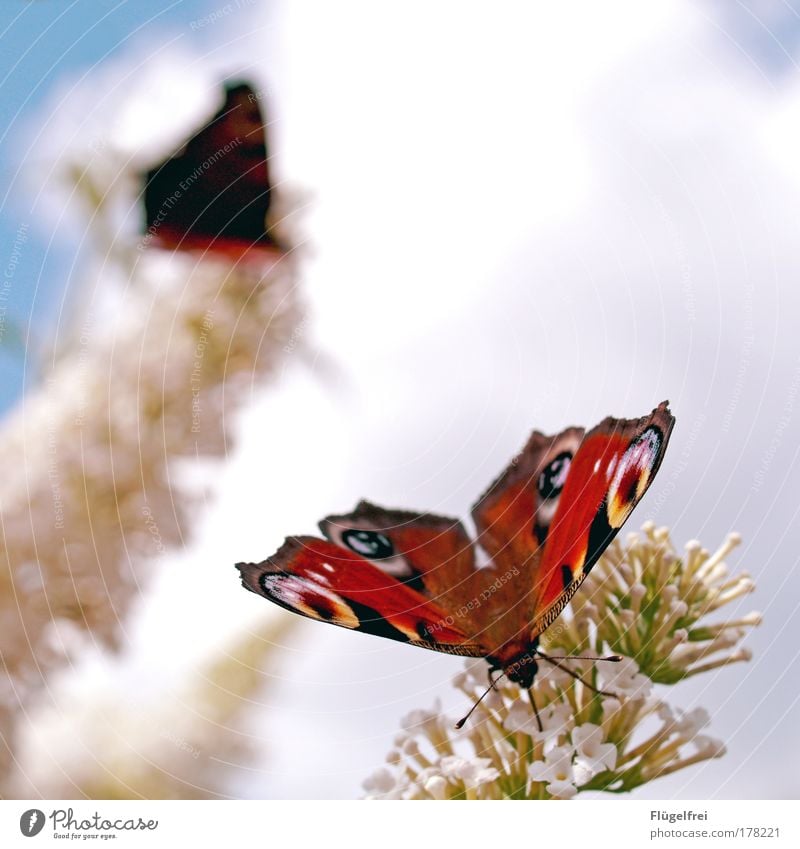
[455,672,505,730]
[538,653,622,663]
[527,687,543,733]
[536,651,618,698]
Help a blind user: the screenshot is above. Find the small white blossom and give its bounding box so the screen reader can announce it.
[599,657,652,699]
[529,746,577,799]
[424,775,449,800]
[385,749,403,766]
[440,756,499,788]
[693,735,726,758]
[504,698,574,741]
[657,702,676,724]
[601,696,623,724]
[534,660,575,690]
[572,723,617,783]
[454,661,490,690]
[503,700,543,737]
[675,707,710,736]
[545,779,578,800]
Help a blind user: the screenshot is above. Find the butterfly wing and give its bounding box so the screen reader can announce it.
[471,427,585,565]
[236,536,484,657]
[143,81,277,252]
[529,401,675,636]
[319,500,477,600]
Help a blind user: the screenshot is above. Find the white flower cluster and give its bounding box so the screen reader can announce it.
[569,523,758,683]
[364,527,758,800]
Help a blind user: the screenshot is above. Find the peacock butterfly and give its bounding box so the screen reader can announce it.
[142,80,278,253]
[236,402,675,724]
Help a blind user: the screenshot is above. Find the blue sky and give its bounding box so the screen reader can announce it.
[0,0,219,413]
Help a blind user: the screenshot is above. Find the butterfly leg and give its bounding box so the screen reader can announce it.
[536,651,617,698]
[526,688,543,733]
[487,664,504,689]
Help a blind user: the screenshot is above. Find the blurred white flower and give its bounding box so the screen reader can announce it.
[363,768,399,799]
[693,735,726,758]
[401,701,443,736]
[423,775,449,800]
[8,617,295,798]
[675,707,710,736]
[440,756,500,789]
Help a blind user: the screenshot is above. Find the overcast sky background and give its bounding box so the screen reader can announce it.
[3,0,800,800]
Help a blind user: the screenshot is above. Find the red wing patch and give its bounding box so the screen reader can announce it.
[236,536,483,656]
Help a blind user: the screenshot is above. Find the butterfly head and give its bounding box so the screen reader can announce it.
[456,649,541,730]
[505,655,539,688]
[492,634,543,689]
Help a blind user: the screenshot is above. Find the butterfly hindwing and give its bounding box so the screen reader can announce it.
[471,427,585,564]
[236,536,483,656]
[319,500,476,599]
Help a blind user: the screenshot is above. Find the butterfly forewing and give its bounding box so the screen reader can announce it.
[236,536,484,656]
[528,402,675,637]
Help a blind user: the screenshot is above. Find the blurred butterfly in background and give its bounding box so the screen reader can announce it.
[236,402,675,726]
[142,80,279,254]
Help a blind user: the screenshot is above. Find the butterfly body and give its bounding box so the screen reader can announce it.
[237,402,675,691]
